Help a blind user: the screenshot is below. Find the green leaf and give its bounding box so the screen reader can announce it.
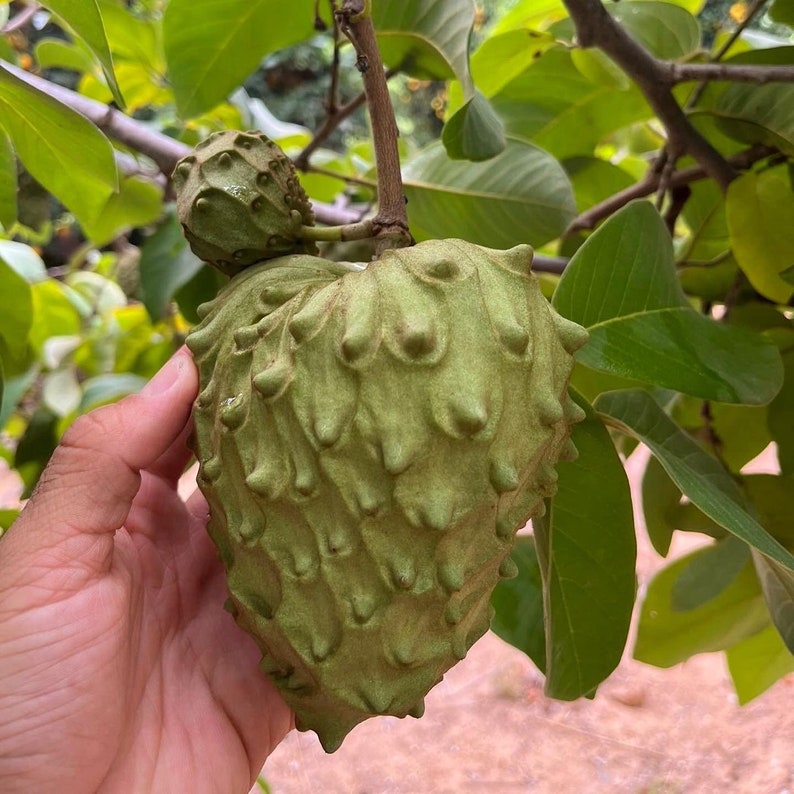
[491,536,546,673]
[768,349,794,476]
[14,406,60,496]
[442,91,506,161]
[533,393,636,700]
[0,509,19,532]
[770,0,794,25]
[373,0,474,82]
[163,0,317,118]
[0,240,47,283]
[726,167,794,305]
[0,368,37,431]
[493,48,651,160]
[696,47,794,156]
[595,389,794,570]
[41,0,124,106]
[671,536,750,611]
[709,403,772,473]
[174,263,227,325]
[641,454,679,556]
[34,38,95,73]
[564,157,635,213]
[678,178,730,266]
[403,138,576,248]
[80,176,163,246]
[726,624,794,704]
[634,547,768,667]
[0,259,33,360]
[0,65,117,226]
[468,29,556,101]
[0,128,16,230]
[752,551,794,653]
[608,1,701,60]
[489,0,567,34]
[553,201,783,405]
[744,474,794,549]
[139,213,205,322]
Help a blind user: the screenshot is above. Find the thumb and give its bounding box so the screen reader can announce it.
[7,347,198,553]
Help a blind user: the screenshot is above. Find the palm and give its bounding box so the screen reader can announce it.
[0,363,292,794]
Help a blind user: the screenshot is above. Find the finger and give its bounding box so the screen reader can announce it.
[147,416,196,485]
[8,347,198,553]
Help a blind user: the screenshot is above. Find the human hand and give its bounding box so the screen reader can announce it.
[0,348,292,793]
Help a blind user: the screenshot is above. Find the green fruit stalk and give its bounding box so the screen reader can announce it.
[176,133,588,752]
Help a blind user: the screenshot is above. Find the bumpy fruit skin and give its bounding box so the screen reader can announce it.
[187,239,588,751]
[172,130,317,277]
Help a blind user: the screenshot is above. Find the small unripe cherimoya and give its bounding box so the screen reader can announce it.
[172,130,317,277]
[186,238,589,752]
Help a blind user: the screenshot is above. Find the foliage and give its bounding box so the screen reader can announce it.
[0,0,792,708]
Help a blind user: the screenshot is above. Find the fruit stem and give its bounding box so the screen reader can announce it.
[301,220,375,242]
[336,0,412,256]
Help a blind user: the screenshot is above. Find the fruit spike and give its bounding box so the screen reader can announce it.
[186,236,588,752]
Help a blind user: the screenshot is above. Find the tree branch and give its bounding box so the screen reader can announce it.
[0,60,363,227]
[668,62,794,85]
[335,0,411,253]
[561,0,737,190]
[567,144,775,233]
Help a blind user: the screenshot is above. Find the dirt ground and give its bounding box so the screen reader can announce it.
[2,448,791,794]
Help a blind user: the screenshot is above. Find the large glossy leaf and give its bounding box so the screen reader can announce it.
[0,129,15,230]
[634,548,768,667]
[442,90,506,161]
[493,48,651,160]
[489,0,567,34]
[373,0,506,161]
[553,201,783,405]
[695,47,794,156]
[491,536,546,673]
[41,0,124,106]
[671,536,750,611]
[726,624,794,704]
[608,1,701,59]
[752,551,794,653]
[0,65,117,226]
[163,0,317,118]
[402,138,575,248]
[373,0,474,81]
[595,389,794,570]
[726,167,794,305]
[533,394,636,700]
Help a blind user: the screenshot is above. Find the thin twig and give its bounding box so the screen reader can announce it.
[670,62,794,85]
[567,145,775,233]
[562,0,736,190]
[0,59,363,227]
[2,3,40,34]
[688,0,771,108]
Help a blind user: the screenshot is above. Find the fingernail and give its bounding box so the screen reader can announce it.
[141,349,187,397]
